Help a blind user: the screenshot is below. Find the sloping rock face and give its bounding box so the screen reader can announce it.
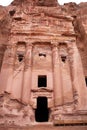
[62,2,87,76]
[0,0,87,127]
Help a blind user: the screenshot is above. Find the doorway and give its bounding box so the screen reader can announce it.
[35,97,49,122]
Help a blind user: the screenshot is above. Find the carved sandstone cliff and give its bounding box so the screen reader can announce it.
[0,0,86,127]
[62,2,87,77]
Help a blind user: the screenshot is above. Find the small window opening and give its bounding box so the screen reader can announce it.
[85,77,87,86]
[39,53,46,57]
[18,54,24,62]
[9,10,15,16]
[38,75,47,87]
[61,56,67,63]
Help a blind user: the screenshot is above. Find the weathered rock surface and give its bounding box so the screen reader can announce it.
[0,0,87,127]
[62,2,87,76]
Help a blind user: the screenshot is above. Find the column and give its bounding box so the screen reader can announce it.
[6,45,16,93]
[22,43,33,104]
[0,45,16,94]
[10,44,25,101]
[61,60,74,104]
[71,42,86,110]
[60,44,74,105]
[52,44,63,107]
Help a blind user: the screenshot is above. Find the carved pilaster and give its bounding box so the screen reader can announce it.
[59,43,74,107]
[24,43,33,70]
[22,43,33,104]
[70,42,86,110]
[52,43,63,107]
[2,45,16,69]
[6,45,17,93]
[0,44,17,94]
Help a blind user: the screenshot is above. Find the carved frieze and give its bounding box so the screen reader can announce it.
[32,92,52,98]
[31,88,53,98]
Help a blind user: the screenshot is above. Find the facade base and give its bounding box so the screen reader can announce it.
[53,113,87,125]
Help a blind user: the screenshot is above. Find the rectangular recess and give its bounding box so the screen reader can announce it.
[38,75,47,87]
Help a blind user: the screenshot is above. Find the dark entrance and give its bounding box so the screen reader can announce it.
[35,97,49,122]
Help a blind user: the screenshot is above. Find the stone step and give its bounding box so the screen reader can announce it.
[0,125,87,130]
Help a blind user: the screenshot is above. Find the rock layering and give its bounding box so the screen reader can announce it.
[0,0,87,127]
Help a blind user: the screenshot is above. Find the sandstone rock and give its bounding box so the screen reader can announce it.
[0,0,86,127]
